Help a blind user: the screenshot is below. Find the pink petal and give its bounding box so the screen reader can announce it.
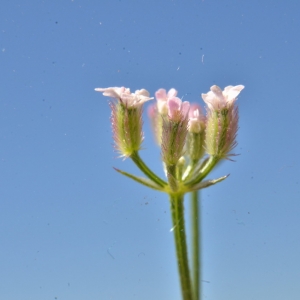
[181,101,190,118]
[201,91,216,109]
[168,98,181,119]
[155,88,167,101]
[223,85,245,103]
[136,89,150,97]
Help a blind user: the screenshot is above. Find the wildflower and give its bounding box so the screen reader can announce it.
[149,88,184,145]
[202,85,244,158]
[95,86,153,157]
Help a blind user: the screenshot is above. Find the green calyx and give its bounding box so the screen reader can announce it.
[113,102,143,157]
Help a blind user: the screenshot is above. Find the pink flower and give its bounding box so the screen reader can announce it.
[158,90,190,167]
[167,97,190,121]
[201,85,244,111]
[154,88,190,121]
[155,88,178,115]
[95,87,153,107]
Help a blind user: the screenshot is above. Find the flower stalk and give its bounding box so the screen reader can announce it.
[170,193,194,300]
[191,190,200,300]
[130,151,167,188]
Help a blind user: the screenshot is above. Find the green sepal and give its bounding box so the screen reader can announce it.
[113,167,165,191]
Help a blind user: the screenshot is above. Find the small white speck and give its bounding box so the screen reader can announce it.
[2,48,5,52]
[202,55,204,63]
[177,66,180,71]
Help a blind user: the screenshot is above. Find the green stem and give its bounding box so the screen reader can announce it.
[185,156,219,187]
[170,194,194,300]
[191,191,201,300]
[166,164,178,192]
[130,151,167,187]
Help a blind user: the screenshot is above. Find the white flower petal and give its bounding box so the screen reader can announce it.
[95,86,152,107]
[95,87,122,99]
[201,91,216,109]
[202,84,244,110]
[135,89,150,97]
[167,88,178,98]
[223,85,244,103]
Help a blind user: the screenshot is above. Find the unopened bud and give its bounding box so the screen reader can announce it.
[187,104,206,162]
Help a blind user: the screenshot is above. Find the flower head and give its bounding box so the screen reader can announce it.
[150,88,189,145]
[202,85,244,111]
[95,87,153,107]
[95,86,152,157]
[202,85,244,158]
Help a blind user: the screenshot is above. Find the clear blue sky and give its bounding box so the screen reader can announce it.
[1,1,300,299]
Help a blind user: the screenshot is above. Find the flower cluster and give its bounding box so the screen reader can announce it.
[95,84,244,193]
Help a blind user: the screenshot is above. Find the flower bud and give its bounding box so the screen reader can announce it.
[186,104,206,162]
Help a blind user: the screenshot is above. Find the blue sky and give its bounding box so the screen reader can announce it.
[1,1,300,299]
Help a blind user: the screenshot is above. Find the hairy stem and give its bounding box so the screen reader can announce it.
[191,191,201,300]
[130,151,167,187]
[170,194,194,300]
